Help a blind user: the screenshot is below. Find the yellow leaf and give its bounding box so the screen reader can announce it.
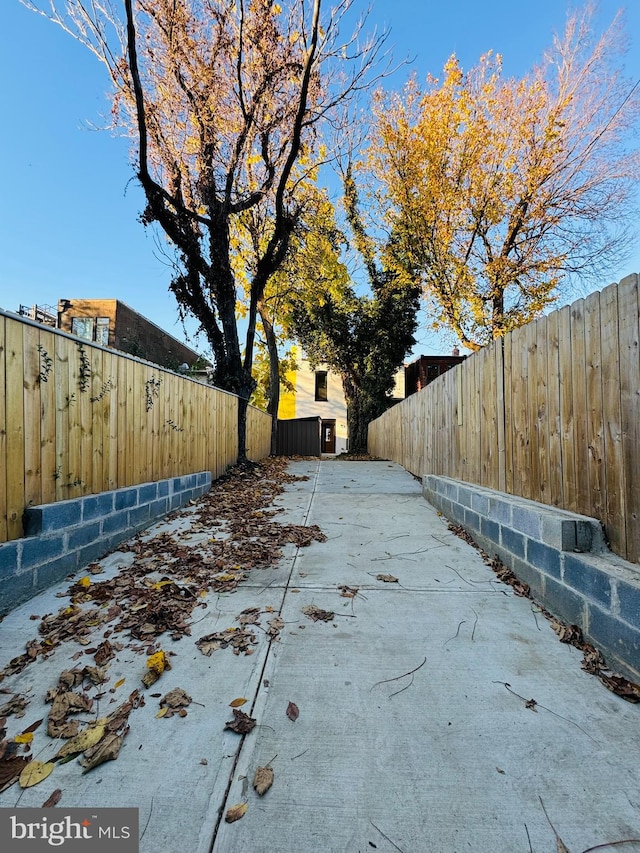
[151,580,174,590]
[146,651,167,675]
[114,678,125,689]
[55,724,105,759]
[19,761,55,788]
[215,574,236,582]
[78,577,91,588]
[225,802,247,823]
[14,732,33,744]
[156,708,168,718]
[229,698,247,708]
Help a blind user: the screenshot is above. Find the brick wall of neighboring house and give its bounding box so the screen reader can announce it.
[405,354,466,396]
[57,299,203,370]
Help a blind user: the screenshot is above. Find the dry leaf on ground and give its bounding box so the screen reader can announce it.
[338,585,359,598]
[158,688,192,718]
[237,607,261,626]
[301,605,334,622]
[225,709,256,734]
[19,760,55,788]
[80,729,129,772]
[229,698,247,708]
[0,756,31,794]
[225,802,247,823]
[42,788,62,808]
[253,766,274,795]
[197,627,258,657]
[266,616,285,640]
[54,724,106,759]
[286,701,299,722]
[376,574,398,583]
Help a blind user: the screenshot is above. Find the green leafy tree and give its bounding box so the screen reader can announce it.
[288,173,420,452]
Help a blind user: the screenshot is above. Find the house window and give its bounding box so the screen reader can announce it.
[315,371,328,402]
[426,364,440,384]
[96,317,110,346]
[71,317,95,341]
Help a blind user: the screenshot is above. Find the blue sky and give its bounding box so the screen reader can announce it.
[1,0,639,357]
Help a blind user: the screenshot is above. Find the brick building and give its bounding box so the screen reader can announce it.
[405,352,467,396]
[57,299,203,370]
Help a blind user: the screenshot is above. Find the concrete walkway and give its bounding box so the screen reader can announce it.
[1,460,639,852]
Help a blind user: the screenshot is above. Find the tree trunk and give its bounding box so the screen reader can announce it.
[341,374,368,454]
[258,299,280,456]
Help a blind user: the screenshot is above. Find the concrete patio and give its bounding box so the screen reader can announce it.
[1,460,639,853]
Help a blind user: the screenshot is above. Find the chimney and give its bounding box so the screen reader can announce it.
[452,346,460,357]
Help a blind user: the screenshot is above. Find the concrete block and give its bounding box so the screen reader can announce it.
[0,540,20,578]
[138,483,159,504]
[129,504,151,528]
[501,526,525,559]
[21,534,65,570]
[563,553,612,608]
[543,575,587,627]
[480,516,500,544]
[157,480,170,498]
[102,510,130,535]
[77,539,110,568]
[511,557,545,598]
[541,516,577,551]
[115,488,138,511]
[24,499,81,535]
[0,571,36,616]
[170,494,184,511]
[464,508,480,532]
[489,497,512,526]
[82,492,115,521]
[471,492,490,515]
[458,486,473,508]
[67,521,102,551]
[173,476,188,492]
[36,554,78,590]
[616,580,640,628]
[511,505,541,540]
[149,498,169,519]
[197,472,211,487]
[526,538,561,579]
[587,604,640,680]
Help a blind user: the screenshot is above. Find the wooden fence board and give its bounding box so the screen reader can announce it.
[534,317,549,503]
[39,329,57,506]
[570,300,590,514]
[5,321,25,539]
[558,305,576,511]
[599,283,624,555]
[584,291,605,522]
[546,310,562,506]
[23,323,42,510]
[617,275,640,563]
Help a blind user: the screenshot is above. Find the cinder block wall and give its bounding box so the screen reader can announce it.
[0,472,211,615]
[423,475,640,682]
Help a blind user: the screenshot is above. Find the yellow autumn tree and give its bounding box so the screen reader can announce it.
[369,5,640,350]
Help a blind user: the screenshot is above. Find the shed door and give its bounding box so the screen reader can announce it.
[321,420,336,453]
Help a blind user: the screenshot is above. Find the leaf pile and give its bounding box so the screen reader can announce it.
[197,627,258,657]
[448,522,640,702]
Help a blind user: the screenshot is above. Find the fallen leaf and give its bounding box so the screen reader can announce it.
[0,756,31,793]
[286,701,299,722]
[146,650,168,675]
[156,708,168,719]
[266,616,285,640]
[237,607,261,626]
[42,788,62,808]
[253,765,274,795]
[54,724,106,759]
[225,802,247,823]
[14,732,34,745]
[229,698,248,708]
[338,585,359,598]
[525,698,537,711]
[0,695,29,718]
[19,760,55,788]
[77,577,91,589]
[80,729,129,772]
[113,678,126,689]
[20,719,44,735]
[376,574,398,583]
[301,605,334,622]
[225,709,256,734]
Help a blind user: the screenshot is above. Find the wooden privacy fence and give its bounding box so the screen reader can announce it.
[0,309,272,543]
[369,274,640,565]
